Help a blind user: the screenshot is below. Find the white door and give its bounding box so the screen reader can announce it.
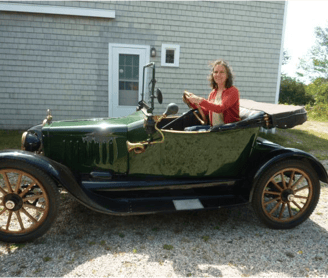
[108,44,149,117]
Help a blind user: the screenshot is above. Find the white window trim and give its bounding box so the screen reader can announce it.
[161,44,180,67]
[0,3,115,19]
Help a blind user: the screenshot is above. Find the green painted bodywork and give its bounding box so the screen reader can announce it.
[42,111,146,174]
[129,128,259,178]
[41,110,259,178]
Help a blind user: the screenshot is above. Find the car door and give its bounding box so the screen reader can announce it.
[128,127,259,178]
[159,128,259,177]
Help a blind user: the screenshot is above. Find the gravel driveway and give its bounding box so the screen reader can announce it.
[0,161,328,277]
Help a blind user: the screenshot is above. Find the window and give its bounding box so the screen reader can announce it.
[118,54,139,106]
[161,44,180,67]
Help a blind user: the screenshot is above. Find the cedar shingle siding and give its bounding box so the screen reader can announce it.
[0,1,285,129]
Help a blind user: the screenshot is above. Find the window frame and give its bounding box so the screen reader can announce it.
[161,44,180,67]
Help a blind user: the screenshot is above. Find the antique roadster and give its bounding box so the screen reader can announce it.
[1,63,327,243]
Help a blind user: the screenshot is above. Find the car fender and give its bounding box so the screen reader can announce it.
[0,150,128,214]
[249,148,328,202]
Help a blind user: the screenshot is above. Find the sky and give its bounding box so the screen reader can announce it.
[282,0,328,78]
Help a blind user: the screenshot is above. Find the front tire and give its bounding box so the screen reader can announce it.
[252,160,320,229]
[0,161,59,242]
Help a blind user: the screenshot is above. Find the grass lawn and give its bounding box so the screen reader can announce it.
[0,130,23,150]
[259,120,328,160]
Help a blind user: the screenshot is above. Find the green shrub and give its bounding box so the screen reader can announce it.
[279,76,314,105]
[306,103,328,121]
[305,78,328,104]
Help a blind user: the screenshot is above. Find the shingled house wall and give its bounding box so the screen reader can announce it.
[0,1,286,129]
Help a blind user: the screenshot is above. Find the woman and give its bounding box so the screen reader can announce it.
[185,59,240,131]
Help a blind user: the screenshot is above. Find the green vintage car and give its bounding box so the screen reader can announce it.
[0,63,327,243]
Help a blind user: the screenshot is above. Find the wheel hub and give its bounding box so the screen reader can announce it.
[281,189,295,203]
[3,194,23,211]
[5,200,15,210]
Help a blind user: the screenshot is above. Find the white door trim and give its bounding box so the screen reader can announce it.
[108,43,150,117]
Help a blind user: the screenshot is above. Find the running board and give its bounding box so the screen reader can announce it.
[81,178,239,192]
[128,194,249,213]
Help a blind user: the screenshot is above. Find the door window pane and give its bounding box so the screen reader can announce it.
[133,66,139,79]
[119,54,139,106]
[125,66,133,79]
[125,55,133,65]
[119,81,125,90]
[119,55,125,66]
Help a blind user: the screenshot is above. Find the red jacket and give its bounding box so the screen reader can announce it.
[192,86,240,125]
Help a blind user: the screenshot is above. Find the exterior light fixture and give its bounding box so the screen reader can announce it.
[150,47,156,57]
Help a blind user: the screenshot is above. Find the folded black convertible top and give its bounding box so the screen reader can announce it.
[240,99,307,129]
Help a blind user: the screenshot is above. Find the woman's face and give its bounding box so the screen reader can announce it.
[213,64,228,87]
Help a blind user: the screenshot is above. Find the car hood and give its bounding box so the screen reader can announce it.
[38,111,146,174]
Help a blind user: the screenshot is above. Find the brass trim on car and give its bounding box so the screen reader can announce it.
[42,109,53,126]
[150,115,177,123]
[127,114,168,154]
[126,141,147,154]
[264,114,270,128]
[21,131,28,150]
[162,129,211,134]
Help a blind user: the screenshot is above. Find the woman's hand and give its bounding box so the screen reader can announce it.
[183,91,204,105]
[188,95,203,105]
[183,91,192,104]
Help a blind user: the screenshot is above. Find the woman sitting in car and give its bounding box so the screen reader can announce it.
[184,59,240,131]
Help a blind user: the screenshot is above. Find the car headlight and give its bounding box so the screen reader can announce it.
[21,131,41,152]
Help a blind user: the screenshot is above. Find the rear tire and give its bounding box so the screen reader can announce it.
[252,160,320,229]
[0,160,59,242]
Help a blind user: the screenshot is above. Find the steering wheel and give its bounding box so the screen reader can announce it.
[193,104,208,125]
[183,91,208,125]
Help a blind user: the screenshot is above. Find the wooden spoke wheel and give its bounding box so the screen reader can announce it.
[252,160,320,229]
[0,161,59,242]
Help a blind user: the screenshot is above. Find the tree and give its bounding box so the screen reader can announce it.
[279,76,314,105]
[281,50,291,77]
[282,50,291,66]
[297,24,328,82]
[305,77,328,104]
